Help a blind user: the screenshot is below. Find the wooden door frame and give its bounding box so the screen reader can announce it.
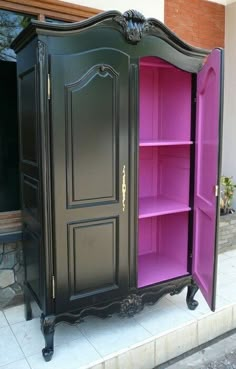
[0,0,101,22]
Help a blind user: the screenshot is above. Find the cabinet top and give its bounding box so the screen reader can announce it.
[12,9,209,59]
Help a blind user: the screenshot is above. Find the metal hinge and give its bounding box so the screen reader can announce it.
[48,74,51,100]
[52,275,55,299]
[214,185,219,197]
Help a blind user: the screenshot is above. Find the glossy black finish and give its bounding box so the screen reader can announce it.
[0,61,20,212]
[50,49,129,314]
[12,9,221,362]
[41,315,55,362]
[24,284,33,321]
[40,276,193,360]
[186,282,199,310]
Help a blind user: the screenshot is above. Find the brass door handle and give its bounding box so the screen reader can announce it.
[122,165,126,212]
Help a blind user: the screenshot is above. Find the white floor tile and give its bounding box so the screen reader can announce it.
[198,306,233,345]
[218,252,231,261]
[217,272,236,288]
[117,341,155,369]
[217,281,236,303]
[218,258,236,276]
[27,338,101,369]
[11,317,85,357]
[4,304,25,325]
[134,303,194,336]
[166,289,187,306]
[166,289,211,317]
[215,295,232,309]
[0,359,31,369]
[0,326,24,366]
[78,315,151,357]
[0,310,8,328]
[155,321,198,366]
[222,249,236,258]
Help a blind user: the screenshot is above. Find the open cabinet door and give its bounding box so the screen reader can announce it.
[192,48,223,310]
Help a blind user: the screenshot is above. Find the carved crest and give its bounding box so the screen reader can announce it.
[114,10,147,43]
[114,9,165,44]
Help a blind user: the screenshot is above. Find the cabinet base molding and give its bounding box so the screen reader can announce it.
[35,276,198,361]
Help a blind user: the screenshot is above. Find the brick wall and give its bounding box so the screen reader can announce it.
[165,0,225,49]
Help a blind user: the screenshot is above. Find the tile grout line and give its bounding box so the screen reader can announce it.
[75,323,104,362]
[8,319,29,361]
[25,356,34,369]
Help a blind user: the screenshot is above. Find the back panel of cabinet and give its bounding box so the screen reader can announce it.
[138,56,192,288]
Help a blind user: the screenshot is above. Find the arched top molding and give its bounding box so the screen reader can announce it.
[12,9,210,62]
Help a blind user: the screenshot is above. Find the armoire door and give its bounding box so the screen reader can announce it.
[192,48,223,310]
[50,49,130,313]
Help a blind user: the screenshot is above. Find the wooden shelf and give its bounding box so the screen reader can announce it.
[138,253,189,287]
[139,196,191,218]
[139,140,193,147]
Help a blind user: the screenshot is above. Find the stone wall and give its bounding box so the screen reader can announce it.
[218,213,236,253]
[0,241,24,309]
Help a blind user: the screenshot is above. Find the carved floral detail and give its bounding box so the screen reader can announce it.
[37,40,45,63]
[120,294,143,317]
[114,9,165,44]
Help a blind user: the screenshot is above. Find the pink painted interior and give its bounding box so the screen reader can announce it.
[139,146,191,215]
[139,56,192,142]
[138,56,192,287]
[138,213,189,287]
[192,49,221,308]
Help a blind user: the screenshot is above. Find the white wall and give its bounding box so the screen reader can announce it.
[60,0,164,22]
[223,2,236,204]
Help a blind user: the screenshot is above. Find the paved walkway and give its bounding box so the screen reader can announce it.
[159,330,236,369]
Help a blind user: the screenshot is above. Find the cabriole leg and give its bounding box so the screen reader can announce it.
[186,282,199,310]
[24,285,32,321]
[41,314,55,362]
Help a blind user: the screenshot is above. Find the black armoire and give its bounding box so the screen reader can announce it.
[12,10,223,361]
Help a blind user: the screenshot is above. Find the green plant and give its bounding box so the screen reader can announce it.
[220,176,236,215]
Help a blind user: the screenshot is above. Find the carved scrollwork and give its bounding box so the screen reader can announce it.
[37,40,46,63]
[114,9,166,44]
[114,10,147,43]
[120,294,143,317]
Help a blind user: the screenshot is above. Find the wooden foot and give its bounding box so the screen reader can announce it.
[186,282,199,310]
[24,285,32,321]
[41,314,55,362]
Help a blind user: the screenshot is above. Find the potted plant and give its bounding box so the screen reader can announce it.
[220,176,236,215]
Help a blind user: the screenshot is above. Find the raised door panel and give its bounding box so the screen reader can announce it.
[19,67,38,166]
[18,63,43,307]
[68,218,118,298]
[50,49,129,313]
[66,66,118,207]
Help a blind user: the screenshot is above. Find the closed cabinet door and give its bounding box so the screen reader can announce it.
[50,49,130,313]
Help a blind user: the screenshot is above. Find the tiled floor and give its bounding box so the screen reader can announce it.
[1,250,236,369]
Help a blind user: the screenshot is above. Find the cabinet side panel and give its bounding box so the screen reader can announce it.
[17,38,44,308]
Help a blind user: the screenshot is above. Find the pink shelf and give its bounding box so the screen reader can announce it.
[138,253,189,287]
[139,140,193,147]
[139,196,191,218]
